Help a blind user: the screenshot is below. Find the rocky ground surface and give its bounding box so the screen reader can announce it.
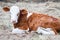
[0,2,60,40]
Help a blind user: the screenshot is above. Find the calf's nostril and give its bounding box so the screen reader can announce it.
[12,21,16,24]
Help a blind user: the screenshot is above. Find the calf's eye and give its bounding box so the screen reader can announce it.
[17,13,19,16]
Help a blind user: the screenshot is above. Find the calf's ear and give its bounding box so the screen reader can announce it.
[20,9,28,14]
[3,6,10,12]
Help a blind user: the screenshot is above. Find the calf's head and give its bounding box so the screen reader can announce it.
[3,6,28,25]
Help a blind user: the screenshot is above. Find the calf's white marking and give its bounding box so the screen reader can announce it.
[12,28,29,34]
[10,6,20,23]
[36,27,55,35]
